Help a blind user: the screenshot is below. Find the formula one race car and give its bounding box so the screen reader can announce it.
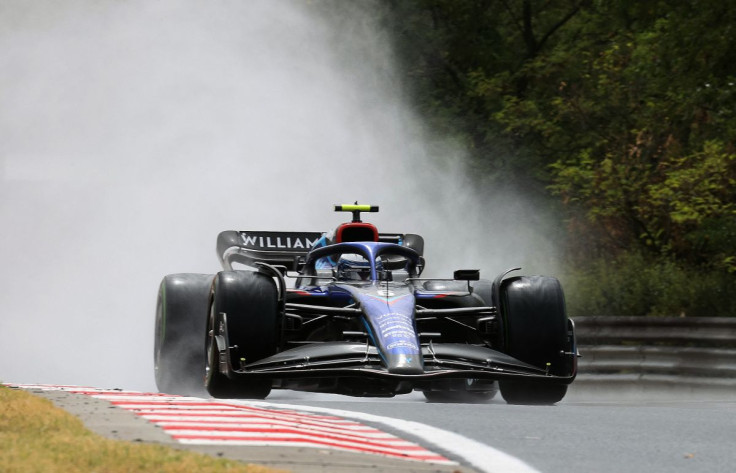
[154,205,578,404]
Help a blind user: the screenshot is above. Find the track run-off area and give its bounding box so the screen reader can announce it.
[7,383,736,473]
[6,384,534,473]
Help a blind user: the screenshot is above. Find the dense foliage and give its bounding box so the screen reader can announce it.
[382,0,736,315]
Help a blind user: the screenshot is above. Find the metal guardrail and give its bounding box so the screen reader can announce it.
[572,317,736,392]
[575,316,736,347]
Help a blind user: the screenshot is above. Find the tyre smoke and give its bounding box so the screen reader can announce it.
[0,0,559,390]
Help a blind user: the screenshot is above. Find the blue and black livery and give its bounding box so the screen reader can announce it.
[155,204,578,404]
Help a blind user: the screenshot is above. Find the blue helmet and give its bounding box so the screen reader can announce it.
[336,253,381,281]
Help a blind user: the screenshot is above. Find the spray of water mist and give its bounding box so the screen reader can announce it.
[0,0,559,391]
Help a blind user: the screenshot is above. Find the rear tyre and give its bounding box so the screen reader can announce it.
[403,233,424,256]
[498,276,570,405]
[423,380,498,403]
[154,273,214,396]
[205,270,279,399]
[499,381,567,405]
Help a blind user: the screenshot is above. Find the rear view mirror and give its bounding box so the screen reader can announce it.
[382,255,408,271]
[454,269,480,281]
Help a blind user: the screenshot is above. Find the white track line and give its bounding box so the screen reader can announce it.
[240,399,542,473]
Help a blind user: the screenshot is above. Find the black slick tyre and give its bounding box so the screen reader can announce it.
[499,275,569,405]
[205,270,279,399]
[423,380,498,403]
[154,273,214,396]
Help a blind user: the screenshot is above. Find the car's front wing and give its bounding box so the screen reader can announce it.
[215,338,576,385]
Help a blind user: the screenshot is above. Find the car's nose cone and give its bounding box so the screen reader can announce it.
[386,353,424,374]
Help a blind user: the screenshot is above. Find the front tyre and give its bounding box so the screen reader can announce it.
[205,270,279,399]
[499,276,570,405]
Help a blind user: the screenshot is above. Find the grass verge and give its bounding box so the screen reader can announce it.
[0,385,282,473]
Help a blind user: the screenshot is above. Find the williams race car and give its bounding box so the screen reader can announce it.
[154,205,578,404]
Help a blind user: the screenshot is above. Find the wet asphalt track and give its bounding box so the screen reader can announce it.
[263,388,736,473]
[20,384,736,473]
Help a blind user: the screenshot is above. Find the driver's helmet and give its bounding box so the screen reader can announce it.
[336,253,381,281]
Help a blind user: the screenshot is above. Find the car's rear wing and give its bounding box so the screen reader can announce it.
[216,230,423,271]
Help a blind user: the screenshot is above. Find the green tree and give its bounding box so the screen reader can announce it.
[384,0,588,186]
[383,0,736,314]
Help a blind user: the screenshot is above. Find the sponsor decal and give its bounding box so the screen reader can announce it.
[374,310,419,353]
[386,340,419,350]
[347,287,421,356]
[240,232,320,251]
